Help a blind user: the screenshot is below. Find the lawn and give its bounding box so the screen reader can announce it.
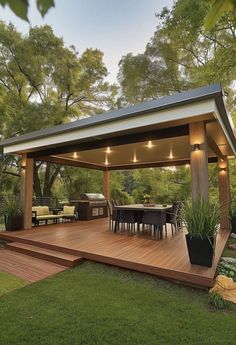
[222,236,236,259]
[0,271,27,296]
[0,262,235,345]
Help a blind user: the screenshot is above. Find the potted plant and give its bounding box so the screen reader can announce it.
[0,197,23,231]
[181,197,220,267]
[143,194,155,206]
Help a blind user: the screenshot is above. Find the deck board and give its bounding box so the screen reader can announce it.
[0,249,66,283]
[0,219,230,287]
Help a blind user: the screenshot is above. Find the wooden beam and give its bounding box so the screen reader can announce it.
[36,156,106,170]
[108,157,217,171]
[218,157,230,230]
[207,136,224,161]
[103,170,110,199]
[28,125,189,158]
[189,122,209,200]
[21,154,33,229]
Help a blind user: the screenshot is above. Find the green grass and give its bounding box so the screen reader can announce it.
[0,262,235,345]
[0,271,27,296]
[222,237,236,259]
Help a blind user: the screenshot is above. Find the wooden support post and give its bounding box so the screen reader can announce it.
[103,169,110,200]
[218,157,230,230]
[21,154,34,229]
[189,122,209,200]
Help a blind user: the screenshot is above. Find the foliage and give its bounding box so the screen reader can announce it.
[0,22,116,197]
[181,197,220,240]
[59,167,103,200]
[0,0,54,22]
[111,188,133,205]
[205,0,236,30]
[0,262,235,344]
[230,199,236,217]
[118,0,236,122]
[0,196,22,216]
[217,260,236,281]
[208,291,228,310]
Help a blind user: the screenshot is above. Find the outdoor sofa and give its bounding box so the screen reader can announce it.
[32,205,76,226]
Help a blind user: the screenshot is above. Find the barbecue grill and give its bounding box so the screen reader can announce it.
[71,193,108,220]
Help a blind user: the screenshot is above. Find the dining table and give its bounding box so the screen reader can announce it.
[114,204,172,239]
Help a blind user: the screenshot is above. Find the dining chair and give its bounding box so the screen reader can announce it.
[118,209,139,234]
[141,211,167,239]
[166,201,181,236]
[107,200,118,232]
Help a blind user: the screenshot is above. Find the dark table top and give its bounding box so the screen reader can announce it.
[114,204,172,212]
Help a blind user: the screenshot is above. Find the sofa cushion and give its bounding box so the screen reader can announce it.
[63,205,75,215]
[36,214,60,220]
[32,206,50,216]
[32,206,40,214]
[39,206,50,216]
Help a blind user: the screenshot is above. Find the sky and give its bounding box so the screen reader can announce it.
[0,0,173,83]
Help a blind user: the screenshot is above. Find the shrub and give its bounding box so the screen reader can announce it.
[217,261,236,282]
[209,292,228,310]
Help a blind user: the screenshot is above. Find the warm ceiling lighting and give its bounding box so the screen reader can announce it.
[105,156,109,165]
[132,152,138,163]
[73,152,78,159]
[146,140,154,148]
[105,147,112,154]
[185,164,190,168]
[168,150,174,159]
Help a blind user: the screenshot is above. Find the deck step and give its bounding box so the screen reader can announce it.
[6,242,83,268]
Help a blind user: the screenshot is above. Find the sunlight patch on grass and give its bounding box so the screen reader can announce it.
[0,271,27,297]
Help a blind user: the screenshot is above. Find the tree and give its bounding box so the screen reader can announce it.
[0,0,54,22]
[118,0,236,117]
[0,22,116,197]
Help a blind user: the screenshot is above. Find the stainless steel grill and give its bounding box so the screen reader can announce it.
[71,193,108,220]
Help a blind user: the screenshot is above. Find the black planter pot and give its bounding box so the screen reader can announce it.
[4,215,23,231]
[185,234,214,267]
[231,216,236,234]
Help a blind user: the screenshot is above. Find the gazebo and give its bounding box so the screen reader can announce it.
[1,83,236,230]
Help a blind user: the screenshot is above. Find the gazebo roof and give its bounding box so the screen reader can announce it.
[1,83,236,170]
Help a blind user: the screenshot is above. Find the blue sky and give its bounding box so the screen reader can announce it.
[0,0,173,83]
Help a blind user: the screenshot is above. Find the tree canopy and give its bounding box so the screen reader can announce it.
[1,0,236,205]
[118,0,236,120]
[0,22,116,198]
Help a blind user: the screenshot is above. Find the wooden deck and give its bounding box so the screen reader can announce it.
[0,218,230,288]
[0,249,66,283]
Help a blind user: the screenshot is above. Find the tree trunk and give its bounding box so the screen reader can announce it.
[33,162,42,198]
[33,162,62,198]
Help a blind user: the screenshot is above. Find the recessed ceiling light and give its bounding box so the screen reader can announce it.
[105,147,112,154]
[146,140,154,148]
[73,152,78,159]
